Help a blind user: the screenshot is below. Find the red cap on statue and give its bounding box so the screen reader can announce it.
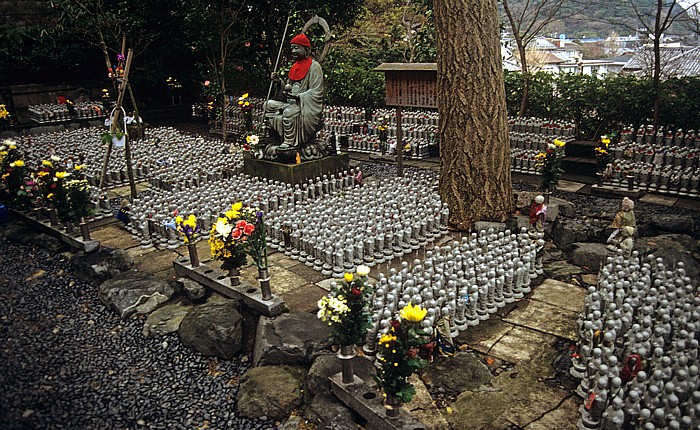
[290,34,311,47]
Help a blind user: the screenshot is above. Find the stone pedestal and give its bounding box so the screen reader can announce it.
[242,152,349,185]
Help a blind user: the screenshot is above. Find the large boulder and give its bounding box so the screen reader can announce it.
[74,247,133,285]
[551,218,608,249]
[648,214,696,235]
[305,392,356,430]
[143,301,193,338]
[175,277,209,303]
[98,271,176,318]
[421,352,493,395]
[567,243,610,271]
[635,234,700,279]
[178,300,243,359]
[253,312,332,366]
[236,365,304,421]
[307,352,377,395]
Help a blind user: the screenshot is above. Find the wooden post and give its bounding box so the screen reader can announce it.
[98,48,137,198]
[396,106,403,177]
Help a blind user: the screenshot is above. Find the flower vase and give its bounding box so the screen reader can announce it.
[228,267,240,286]
[338,344,356,384]
[47,208,58,226]
[596,172,604,186]
[64,220,74,234]
[543,190,551,205]
[79,218,91,241]
[258,267,272,300]
[384,393,402,418]
[187,243,200,268]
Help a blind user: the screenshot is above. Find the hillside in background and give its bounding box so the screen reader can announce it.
[503,0,695,39]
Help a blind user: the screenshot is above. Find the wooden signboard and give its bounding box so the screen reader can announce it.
[374,63,437,108]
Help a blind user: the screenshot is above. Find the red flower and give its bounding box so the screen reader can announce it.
[231,228,242,240]
[235,220,247,229]
[390,320,401,331]
[350,287,362,297]
[406,347,419,358]
[243,223,255,235]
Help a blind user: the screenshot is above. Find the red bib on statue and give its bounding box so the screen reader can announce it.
[289,57,312,81]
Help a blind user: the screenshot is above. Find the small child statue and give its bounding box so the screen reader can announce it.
[529,195,547,232]
[606,197,636,256]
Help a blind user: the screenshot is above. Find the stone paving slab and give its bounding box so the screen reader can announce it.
[675,198,700,210]
[407,374,450,430]
[639,193,678,206]
[555,180,586,193]
[134,249,181,274]
[124,245,158,259]
[315,278,336,292]
[267,251,299,269]
[530,279,586,313]
[458,318,514,353]
[487,326,558,364]
[100,232,141,250]
[286,262,327,284]
[89,224,128,242]
[525,395,579,430]
[503,299,579,340]
[240,264,320,313]
[503,384,571,428]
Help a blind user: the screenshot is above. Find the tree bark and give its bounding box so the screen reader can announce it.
[435,0,513,231]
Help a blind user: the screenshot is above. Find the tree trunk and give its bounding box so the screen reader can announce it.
[652,0,663,129]
[435,0,513,231]
[220,22,228,144]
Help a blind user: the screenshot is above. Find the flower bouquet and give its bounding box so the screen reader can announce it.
[64,164,94,223]
[595,135,613,177]
[375,303,431,408]
[209,202,255,282]
[317,266,374,347]
[166,213,201,266]
[0,140,35,209]
[534,138,566,191]
[238,92,253,131]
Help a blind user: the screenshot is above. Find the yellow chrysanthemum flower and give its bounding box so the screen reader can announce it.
[14,159,24,167]
[344,272,353,283]
[553,139,566,148]
[42,160,53,168]
[400,303,427,322]
[55,171,70,179]
[184,214,197,228]
[379,334,397,344]
[74,164,85,171]
[175,215,183,224]
[601,137,610,146]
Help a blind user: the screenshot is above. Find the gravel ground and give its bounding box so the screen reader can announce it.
[0,239,275,430]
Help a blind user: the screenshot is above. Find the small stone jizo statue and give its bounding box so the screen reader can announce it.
[529,195,547,232]
[606,197,636,256]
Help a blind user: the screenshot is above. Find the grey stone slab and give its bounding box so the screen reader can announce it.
[457,319,514,354]
[487,326,558,364]
[554,180,585,193]
[530,279,586,313]
[504,384,570,427]
[503,300,578,341]
[315,278,336,292]
[639,193,679,206]
[525,395,579,430]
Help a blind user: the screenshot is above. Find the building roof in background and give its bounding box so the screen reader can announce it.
[623,46,700,77]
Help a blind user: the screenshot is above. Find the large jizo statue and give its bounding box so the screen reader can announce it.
[263,33,328,163]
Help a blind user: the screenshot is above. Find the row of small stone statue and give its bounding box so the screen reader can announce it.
[603,161,700,197]
[571,252,699,429]
[123,170,363,249]
[620,125,699,148]
[264,172,447,275]
[15,126,239,197]
[356,228,543,354]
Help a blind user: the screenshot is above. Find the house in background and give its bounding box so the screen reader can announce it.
[622,45,700,78]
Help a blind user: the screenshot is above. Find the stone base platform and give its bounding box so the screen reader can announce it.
[242,152,349,185]
[590,184,642,199]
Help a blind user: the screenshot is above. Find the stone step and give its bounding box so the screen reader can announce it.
[564,140,598,158]
[562,156,598,177]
